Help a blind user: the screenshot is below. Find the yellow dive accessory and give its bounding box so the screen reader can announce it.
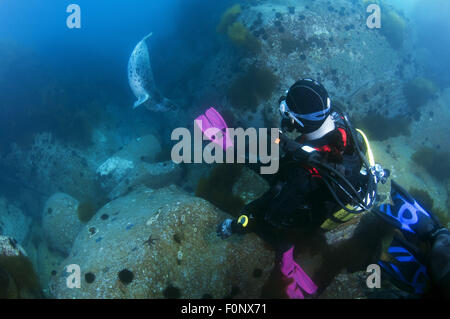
[356,129,375,167]
[320,129,374,231]
[237,215,249,228]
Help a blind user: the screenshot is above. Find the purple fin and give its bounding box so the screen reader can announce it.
[281,246,318,299]
[195,107,233,150]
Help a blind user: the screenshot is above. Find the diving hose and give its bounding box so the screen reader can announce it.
[278,111,386,215]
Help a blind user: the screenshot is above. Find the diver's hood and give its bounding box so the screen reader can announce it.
[303,115,336,141]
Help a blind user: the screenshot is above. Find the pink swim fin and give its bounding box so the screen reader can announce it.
[280,246,318,299]
[195,107,233,151]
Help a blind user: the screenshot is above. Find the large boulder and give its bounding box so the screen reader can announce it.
[3,132,105,205]
[36,241,65,297]
[0,197,31,244]
[22,223,66,298]
[232,166,270,204]
[96,135,162,183]
[96,135,179,200]
[318,271,368,299]
[49,186,275,298]
[42,193,83,255]
[108,161,183,200]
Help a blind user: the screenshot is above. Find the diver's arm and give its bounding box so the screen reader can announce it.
[230,188,279,235]
[217,188,275,239]
[231,168,315,235]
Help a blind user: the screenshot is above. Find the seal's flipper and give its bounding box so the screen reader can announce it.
[143,32,153,42]
[133,94,149,109]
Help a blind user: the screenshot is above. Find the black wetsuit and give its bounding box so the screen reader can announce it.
[232,113,369,251]
[429,231,450,298]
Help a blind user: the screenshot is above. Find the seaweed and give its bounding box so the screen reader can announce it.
[0,268,11,298]
[408,188,449,227]
[77,201,97,223]
[227,65,278,112]
[0,255,41,298]
[195,163,245,216]
[412,147,450,182]
[217,4,242,34]
[380,9,406,50]
[216,5,261,55]
[408,188,434,212]
[403,78,437,113]
[434,208,449,228]
[353,112,410,141]
[227,22,262,54]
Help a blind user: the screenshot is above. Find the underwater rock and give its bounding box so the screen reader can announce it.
[42,193,83,255]
[3,132,105,206]
[196,164,246,216]
[36,241,65,297]
[96,135,179,200]
[108,161,183,200]
[97,134,162,193]
[0,197,31,244]
[21,222,62,298]
[318,271,368,299]
[114,134,162,164]
[222,1,416,127]
[324,214,364,246]
[0,235,27,257]
[49,186,275,298]
[97,157,134,184]
[232,166,270,205]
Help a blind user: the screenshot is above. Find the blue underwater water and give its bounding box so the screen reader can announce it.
[0,0,449,299]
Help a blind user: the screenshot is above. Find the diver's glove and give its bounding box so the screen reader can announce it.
[277,131,321,164]
[217,219,234,239]
[217,215,250,239]
[374,180,448,243]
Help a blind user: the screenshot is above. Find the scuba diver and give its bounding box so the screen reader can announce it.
[216,78,389,298]
[373,180,450,299]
